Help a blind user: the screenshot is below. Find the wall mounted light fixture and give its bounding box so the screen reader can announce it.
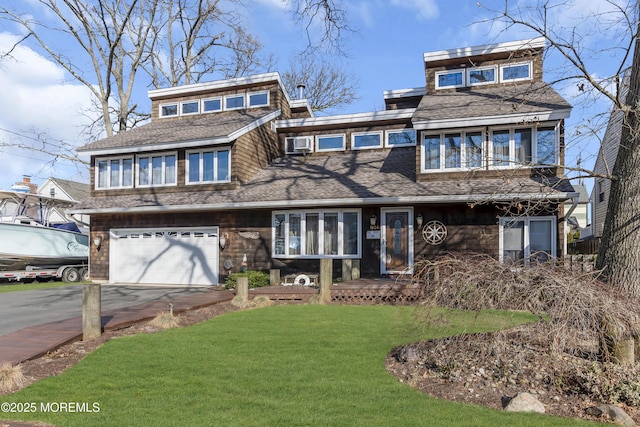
[219,232,229,249]
[370,214,377,227]
[416,213,424,228]
[93,234,103,250]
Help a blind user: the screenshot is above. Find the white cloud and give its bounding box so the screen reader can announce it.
[390,0,439,21]
[0,32,95,190]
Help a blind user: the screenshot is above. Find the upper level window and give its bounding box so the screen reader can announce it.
[436,70,464,89]
[96,157,133,189]
[501,62,531,82]
[137,153,177,187]
[468,66,497,86]
[386,129,416,147]
[352,132,382,150]
[491,125,557,167]
[203,97,222,112]
[422,130,484,172]
[224,94,245,110]
[317,134,345,152]
[181,101,199,115]
[160,103,178,118]
[248,91,269,107]
[187,148,231,184]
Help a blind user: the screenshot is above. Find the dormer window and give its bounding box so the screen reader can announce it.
[181,100,199,115]
[352,131,382,150]
[248,91,269,107]
[160,103,178,117]
[500,62,531,82]
[435,70,464,89]
[203,97,222,112]
[468,66,497,86]
[224,94,245,110]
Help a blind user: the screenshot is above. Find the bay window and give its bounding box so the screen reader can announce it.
[273,210,361,258]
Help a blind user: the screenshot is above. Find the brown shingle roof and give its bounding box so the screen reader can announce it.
[413,81,571,123]
[74,148,575,213]
[77,108,279,153]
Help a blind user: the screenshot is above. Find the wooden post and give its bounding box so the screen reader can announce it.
[270,269,281,287]
[352,259,361,280]
[318,258,332,304]
[236,277,249,302]
[82,283,101,341]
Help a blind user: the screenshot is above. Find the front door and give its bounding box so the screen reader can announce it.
[381,208,413,274]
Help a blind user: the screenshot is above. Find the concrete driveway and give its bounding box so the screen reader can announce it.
[0,284,214,336]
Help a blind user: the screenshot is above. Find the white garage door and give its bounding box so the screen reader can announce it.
[109,227,219,285]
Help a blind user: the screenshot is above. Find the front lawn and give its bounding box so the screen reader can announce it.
[0,281,86,293]
[1,305,598,426]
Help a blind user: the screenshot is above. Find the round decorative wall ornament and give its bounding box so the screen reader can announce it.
[421,220,447,245]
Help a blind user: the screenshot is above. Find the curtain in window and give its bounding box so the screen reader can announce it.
[274,214,285,255]
[306,213,319,255]
[110,159,121,187]
[503,221,524,263]
[514,129,532,164]
[289,214,301,255]
[343,212,358,255]
[492,130,510,165]
[98,160,108,187]
[152,157,163,184]
[139,158,149,185]
[324,213,338,255]
[122,159,133,187]
[165,155,176,184]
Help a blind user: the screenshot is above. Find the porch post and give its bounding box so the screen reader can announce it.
[270,269,281,286]
[319,258,332,304]
[82,283,102,341]
[342,259,352,282]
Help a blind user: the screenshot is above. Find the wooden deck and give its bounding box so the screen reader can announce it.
[249,277,423,304]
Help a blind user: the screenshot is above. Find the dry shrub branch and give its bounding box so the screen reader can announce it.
[413,253,640,360]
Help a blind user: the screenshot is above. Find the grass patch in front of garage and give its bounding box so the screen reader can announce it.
[0,281,88,293]
[0,305,596,427]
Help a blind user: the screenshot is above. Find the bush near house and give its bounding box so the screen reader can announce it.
[224,270,270,289]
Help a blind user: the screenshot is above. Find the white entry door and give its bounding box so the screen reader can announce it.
[109,227,219,285]
[380,208,414,274]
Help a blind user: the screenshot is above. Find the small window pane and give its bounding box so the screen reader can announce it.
[387,130,416,146]
[274,214,286,255]
[98,160,108,188]
[514,129,532,164]
[324,213,338,255]
[122,158,133,187]
[165,155,176,184]
[203,98,221,112]
[217,150,230,181]
[530,220,552,262]
[424,135,441,170]
[152,156,163,184]
[502,63,530,81]
[203,152,215,181]
[305,213,319,255]
[468,68,496,85]
[289,214,301,255]
[317,135,344,151]
[503,221,524,263]
[444,133,461,168]
[110,159,121,187]
[466,132,483,168]
[343,212,358,255]
[537,127,556,164]
[353,133,381,149]
[437,71,463,88]
[248,92,268,107]
[139,157,149,186]
[225,95,244,109]
[492,130,510,165]
[188,153,200,182]
[182,101,199,115]
[161,104,178,117]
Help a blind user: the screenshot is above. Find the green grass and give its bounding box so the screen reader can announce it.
[0,281,86,293]
[1,305,600,426]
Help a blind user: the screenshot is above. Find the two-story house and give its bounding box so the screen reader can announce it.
[73,37,576,286]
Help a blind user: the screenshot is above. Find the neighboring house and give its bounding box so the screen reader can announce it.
[73,37,576,286]
[591,70,629,238]
[564,184,591,237]
[37,177,90,229]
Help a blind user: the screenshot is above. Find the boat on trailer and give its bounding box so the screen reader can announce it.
[0,190,89,282]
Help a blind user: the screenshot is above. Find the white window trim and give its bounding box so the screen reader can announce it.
[385,129,416,147]
[159,103,179,118]
[435,69,465,89]
[498,216,557,264]
[136,152,178,188]
[351,131,383,150]
[489,123,559,169]
[420,128,486,173]
[202,97,222,113]
[95,156,134,189]
[467,65,498,86]
[223,94,245,111]
[500,61,532,83]
[180,100,200,116]
[185,148,232,185]
[248,90,270,108]
[272,209,362,259]
[316,134,346,152]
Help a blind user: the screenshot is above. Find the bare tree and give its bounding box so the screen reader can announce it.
[281,55,358,112]
[285,0,352,54]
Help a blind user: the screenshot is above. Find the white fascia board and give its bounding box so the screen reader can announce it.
[70,191,578,215]
[423,37,546,63]
[79,110,281,156]
[289,99,315,117]
[413,108,572,130]
[383,87,427,99]
[276,108,416,129]
[149,72,283,98]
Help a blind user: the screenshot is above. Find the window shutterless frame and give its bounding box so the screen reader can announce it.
[351,131,383,150]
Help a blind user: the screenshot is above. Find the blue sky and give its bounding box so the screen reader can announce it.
[0,0,632,193]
